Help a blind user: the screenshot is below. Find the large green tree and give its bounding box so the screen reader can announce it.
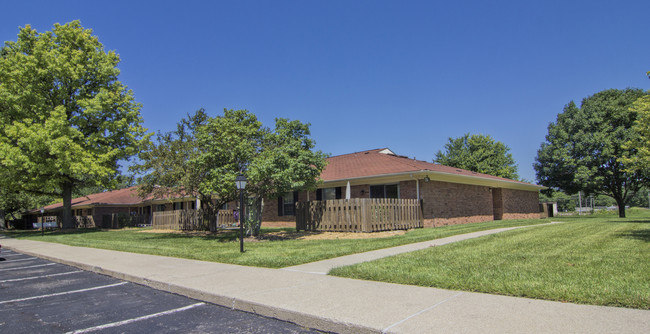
[132,109,211,209]
[534,88,649,218]
[0,21,149,228]
[434,133,519,179]
[622,95,650,173]
[135,109,327,236]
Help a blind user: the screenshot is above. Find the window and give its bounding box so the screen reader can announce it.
[316,187,342,200]
[323,188,336,200]
[283,193,295,216]
[173,202,184,210]
[278,191,298,216]
[157,204,166,212]
[370,184,399,199]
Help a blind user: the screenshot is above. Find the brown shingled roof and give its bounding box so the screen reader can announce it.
[321,148,540,188]
[41,186,143,211]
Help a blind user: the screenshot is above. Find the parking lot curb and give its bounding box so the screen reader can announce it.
[3,241,377,334]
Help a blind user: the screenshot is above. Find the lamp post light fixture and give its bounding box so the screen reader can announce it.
[235,174,247,253]
[40,207,45,236]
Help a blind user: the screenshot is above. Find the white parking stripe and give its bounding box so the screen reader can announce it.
[0,270,84,283]
[66,302,206,334]
[0,263,56,271]
[1,253,26,257]
[0,282,128,304]
[1,257,37,263]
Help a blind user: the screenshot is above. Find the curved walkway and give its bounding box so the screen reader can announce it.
[2,222,649,334]
[284,222,561,274]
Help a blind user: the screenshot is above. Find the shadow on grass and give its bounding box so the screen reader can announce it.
[133,228,315,243]
[556,216,650,224]
[1,226,304,244]
[1,228,103,238]
[130,230,240,242]
[1,227,242,242]
[618,229,650,242]
[606,220,650,224]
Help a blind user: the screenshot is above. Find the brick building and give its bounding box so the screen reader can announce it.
[33,148,544,229]
[265,148,544,227]
[31,187,197,228]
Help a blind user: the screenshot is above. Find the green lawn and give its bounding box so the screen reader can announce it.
[330,210,650,309]
[1,218,549,268]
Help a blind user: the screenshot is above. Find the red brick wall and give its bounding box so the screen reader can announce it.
[349,185,370,199]
[501,188,541,220]
[399,180,418,199]
[420,181,494,227]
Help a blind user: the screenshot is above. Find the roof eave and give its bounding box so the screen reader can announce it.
[323,170,546,191]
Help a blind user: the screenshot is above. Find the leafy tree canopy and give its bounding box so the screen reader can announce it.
[534,88,649,218]
[622,95,650,173]
[434,133,519,180]
[133,109,327,235]
[0,188,53,229]
[133,109,210,205]
[0,21,150,228]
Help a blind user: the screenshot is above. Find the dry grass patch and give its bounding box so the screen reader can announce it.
[260,230,407,240]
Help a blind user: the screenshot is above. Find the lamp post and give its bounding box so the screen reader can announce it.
[235,173,247,253]
[40,208,45,236]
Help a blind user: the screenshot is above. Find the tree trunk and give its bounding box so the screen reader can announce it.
[200,194,216,232]
[0,209,6,230]
[254,197,263,236]
[245,197,263,237]
[615,197,626,218]
[61,181,74,229]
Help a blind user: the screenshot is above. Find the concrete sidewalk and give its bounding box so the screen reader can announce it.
[2,231,649,333]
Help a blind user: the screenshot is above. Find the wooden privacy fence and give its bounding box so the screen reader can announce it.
[73,216,94,228]
[152,209,236,231]
[216,210,237,228]
[296,198,423,232]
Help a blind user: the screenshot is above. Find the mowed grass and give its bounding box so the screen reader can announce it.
[1,218,549,268]
[330,210,650,309]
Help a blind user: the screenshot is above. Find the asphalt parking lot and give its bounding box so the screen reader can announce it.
[0,248,321,333]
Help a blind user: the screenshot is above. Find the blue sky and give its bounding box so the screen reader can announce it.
[3,0,650,182]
